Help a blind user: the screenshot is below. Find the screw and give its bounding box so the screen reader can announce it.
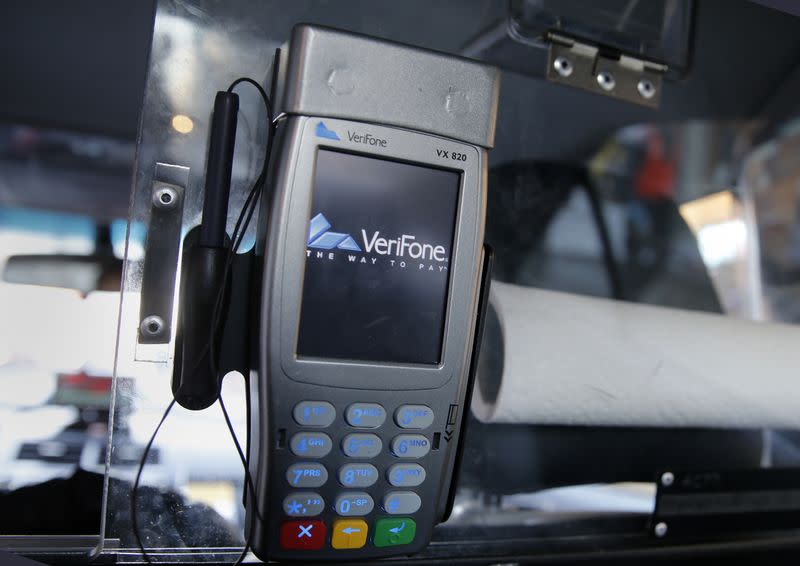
[661,471,674,487]
[153,186,178,209]
[654,522,668,538]
[638,78,656,99]
[596,71,616,91]
[553,56,573,78]
[140,315,165,337]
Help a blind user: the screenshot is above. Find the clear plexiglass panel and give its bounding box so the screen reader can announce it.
[91,0,800,563]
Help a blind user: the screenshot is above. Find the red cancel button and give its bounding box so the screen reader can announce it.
[280,520,326,550]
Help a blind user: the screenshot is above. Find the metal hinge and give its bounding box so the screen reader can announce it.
[545,32,667,108]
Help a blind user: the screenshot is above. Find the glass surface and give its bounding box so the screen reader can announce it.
[740,121,800,324]
[100,0,800,561]
[0,204,127,544]
[297,149,460,365]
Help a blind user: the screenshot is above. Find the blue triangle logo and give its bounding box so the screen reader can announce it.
[306,212,361,252]
[337,235,361,252]
[308,212,332,244]
[315,122,340,141]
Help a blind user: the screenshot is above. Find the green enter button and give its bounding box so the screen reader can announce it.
[373,517,416,547]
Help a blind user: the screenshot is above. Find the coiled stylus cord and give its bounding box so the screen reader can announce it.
[131,77,275,564]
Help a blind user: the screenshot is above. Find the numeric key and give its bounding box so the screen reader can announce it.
[342,433,382,458]
[293,401,336,427]
[387,463,426,487]
[286,462,328,487]
[395,405,434,429]
[334,492,374,516]
[338,463,378,487]
[345,403,386,428]
[391,434,430,458]
[290,432,332,457]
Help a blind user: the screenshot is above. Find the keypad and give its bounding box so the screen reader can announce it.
[342,433,382,458]
[334,492,375,516]
[283,492,325,517]
[283,400,435,551]
[339,463,379,487]
[387,463,426,487]
[293,401,336,427]
[345,403,386,428]
[394,405,434,429]
[391,434,430,458]
[290,432,332,458]
[286,462,328,488]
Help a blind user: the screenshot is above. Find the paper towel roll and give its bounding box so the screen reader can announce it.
[471,281,800,428]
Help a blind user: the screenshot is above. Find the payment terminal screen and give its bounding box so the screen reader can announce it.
[297,148,460,365]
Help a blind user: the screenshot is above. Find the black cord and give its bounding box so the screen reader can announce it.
[219,395,263,565]
[131,398,176,563]
[179,78,274,386]
[130,76,275,564]
[208,78,275,377]
[214,76,275,566]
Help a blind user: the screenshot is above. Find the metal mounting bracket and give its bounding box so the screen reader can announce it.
[136,163,188,356]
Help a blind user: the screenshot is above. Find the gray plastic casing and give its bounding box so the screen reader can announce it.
[252,116,487,561]
[273,24,501,149]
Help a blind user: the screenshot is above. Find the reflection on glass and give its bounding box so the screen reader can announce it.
[679,190,756,318]
[101,1,800,561]
[0,207,126,536]
[171,114,194,134]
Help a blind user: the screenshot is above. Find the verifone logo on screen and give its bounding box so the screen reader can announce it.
[305,212,449,272]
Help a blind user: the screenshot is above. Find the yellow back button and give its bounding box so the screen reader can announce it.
[331,519,368,549]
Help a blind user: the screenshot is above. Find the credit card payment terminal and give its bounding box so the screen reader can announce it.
[249,25,500,561]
